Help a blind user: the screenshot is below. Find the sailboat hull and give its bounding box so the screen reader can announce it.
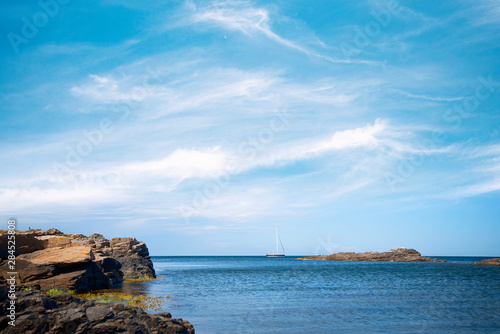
[265,253,285,257]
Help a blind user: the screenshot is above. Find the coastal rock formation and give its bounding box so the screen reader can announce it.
[0,232,45,258]
[472,258,500,266]
[31,229,156,279]
[299,247,448,263]
[0,246,123,291]
[0,229,156,292]
[0,289,194,334]
[107,237,156,279]
[0,245,123,292]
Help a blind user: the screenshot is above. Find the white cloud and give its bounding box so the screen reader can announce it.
[451,179,500,198]
[311,119,383,152]
[218,119,391,174]
[392,89,464,102]
[70,75,127,103]
[181,1,377,64]
[0,120,395,214]
[69,65,364,119]
[469,1,500,26]
[174,186,281,221]
[190,3,315,56]
[121,147,228,180]
[0,185,127,212]
[467,144,500,159]
[447,143,500,198]
[108,119,391,185]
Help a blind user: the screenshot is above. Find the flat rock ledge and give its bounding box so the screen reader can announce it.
[472,258,500,266]
[298,247,448,263]
[0,289,194,334]
[0,229,156,292]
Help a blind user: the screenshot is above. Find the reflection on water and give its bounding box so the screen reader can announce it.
[119,280,154,296]
[76,279,177,313]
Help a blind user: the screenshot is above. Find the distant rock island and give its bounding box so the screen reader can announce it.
[0,228,156,292]
[298,247,448,263]
[472,258,500,266]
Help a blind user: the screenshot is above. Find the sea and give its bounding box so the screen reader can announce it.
[123,256,500,333]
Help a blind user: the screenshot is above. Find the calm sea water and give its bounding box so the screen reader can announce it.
[126,256,500,333]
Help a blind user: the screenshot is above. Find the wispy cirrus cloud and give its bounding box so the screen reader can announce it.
[468,0,500,26]
[447,143,500,198]
[392,89,464,102]
[451,179,500,198]
[176,1,379,64]
[68,63,362,118]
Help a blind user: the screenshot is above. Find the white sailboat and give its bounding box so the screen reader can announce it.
[266,227,285,257]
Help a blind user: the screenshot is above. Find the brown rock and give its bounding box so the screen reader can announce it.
[35,235,73,248]
[0,246,123,291]
[472,258,500,265]
[299,247,448,263]
[0,228,155,292]
[45,228,64,235]
[19,246,93,266]
[0,229,156,283]
[0,232,45,258]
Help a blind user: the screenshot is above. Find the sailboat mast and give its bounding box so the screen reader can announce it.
[266,227,285,257]
[275,227,279,253]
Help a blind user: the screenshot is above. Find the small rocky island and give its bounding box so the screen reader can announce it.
[0,229,194,334]
[298,247,448,263]
[472,258,500,266]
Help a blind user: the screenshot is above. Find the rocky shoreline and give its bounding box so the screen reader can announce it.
[0,229,195,333]
[298,247,449,263]
[0,289,194,334]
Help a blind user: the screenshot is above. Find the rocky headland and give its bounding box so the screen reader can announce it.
[0,228,156,291]
[0,229,195,333]
[298,247,448,263]
[472,258,500,266]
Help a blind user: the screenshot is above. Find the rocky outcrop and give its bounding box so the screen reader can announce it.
[108,237,156,279]
[0,289,194,334]
[472,258,500,266]
[0,233,45,258]
[29,229,156,279]
[299,247,448,263]
[0,245,123,292]
[75,233,156,279]
[0,229,156,292]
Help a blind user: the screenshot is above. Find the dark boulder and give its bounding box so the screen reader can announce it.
[108,238,156,279]
[0,290,194,334]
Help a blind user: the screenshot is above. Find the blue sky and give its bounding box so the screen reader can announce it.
[1,0,500,256]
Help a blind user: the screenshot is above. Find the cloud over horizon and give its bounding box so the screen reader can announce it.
[1,0,499,255]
